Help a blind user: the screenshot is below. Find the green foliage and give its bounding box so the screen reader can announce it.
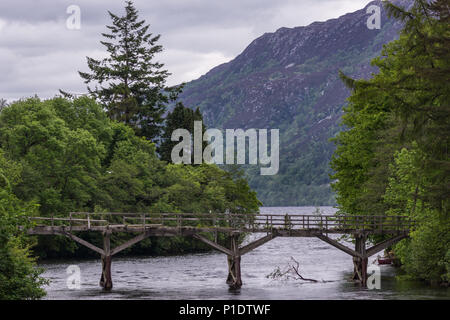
[0,151,48,300]
[78,1,181,141]
[0,96,260,259]
[394,214,449,283]
[385,146,449,283]
[0,97,106,216]
[331,0,449,284]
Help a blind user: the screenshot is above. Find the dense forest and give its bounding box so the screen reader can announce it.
[332,0,449,284]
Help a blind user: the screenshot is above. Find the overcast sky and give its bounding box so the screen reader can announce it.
[0,0,372,101]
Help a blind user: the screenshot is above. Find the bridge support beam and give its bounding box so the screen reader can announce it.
[240,233,276,256]
[193,232,277,289]
[100,231,113,291]
[366,234,408,257]
[352,234,368,286]
[226,235,242,289]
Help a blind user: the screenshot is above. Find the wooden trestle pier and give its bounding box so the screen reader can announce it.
[26,212,414,290]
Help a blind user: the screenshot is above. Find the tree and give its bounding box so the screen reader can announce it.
[384,146,450,283]
[0,98,106,216]
[159,103,206,163]
[79,1,181,141]
[0,150,48,299]
[331,0,449,283]
[0,98,7,113]
[0,97,109,258]
[381,0,450,213]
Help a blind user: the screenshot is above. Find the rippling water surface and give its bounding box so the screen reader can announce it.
[39,207,449,300]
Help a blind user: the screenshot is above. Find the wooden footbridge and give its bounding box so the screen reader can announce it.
[26,212,414,290]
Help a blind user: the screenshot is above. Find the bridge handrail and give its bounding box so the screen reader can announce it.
[27,212,415,233]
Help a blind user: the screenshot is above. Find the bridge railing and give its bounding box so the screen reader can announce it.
[29,212,415,233]
[29,215,108,228]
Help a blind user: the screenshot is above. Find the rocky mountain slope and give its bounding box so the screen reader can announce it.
[178,0,409,206]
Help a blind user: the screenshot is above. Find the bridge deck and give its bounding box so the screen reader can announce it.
[27,212,414,236]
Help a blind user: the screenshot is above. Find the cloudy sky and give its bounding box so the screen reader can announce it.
[0,0,371,101]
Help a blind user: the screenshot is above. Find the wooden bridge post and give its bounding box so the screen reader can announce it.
[226,234,242,289]
[352,234,368,287]
[100,230,113,291]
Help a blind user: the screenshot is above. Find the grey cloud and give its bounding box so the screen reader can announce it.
[0,0,370,100]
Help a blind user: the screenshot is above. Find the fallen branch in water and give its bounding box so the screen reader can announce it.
[266,257,318,282]
[289,257,318,282]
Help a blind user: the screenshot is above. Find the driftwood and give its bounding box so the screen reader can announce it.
[267,257,318,282]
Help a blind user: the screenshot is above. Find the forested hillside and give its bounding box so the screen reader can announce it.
[179,0,410,206]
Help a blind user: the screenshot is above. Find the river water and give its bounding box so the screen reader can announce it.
[39,207,449,300]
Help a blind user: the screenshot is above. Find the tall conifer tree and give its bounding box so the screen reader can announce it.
[79,1,180,141]
[159,103,206,163]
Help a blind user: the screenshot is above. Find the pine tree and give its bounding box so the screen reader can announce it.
[383,0,450,212]
[159,103,206,163]
[79,1,181,141]
[0,99,7,113]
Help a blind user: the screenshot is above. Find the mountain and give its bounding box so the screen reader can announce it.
[178,0,409,206]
